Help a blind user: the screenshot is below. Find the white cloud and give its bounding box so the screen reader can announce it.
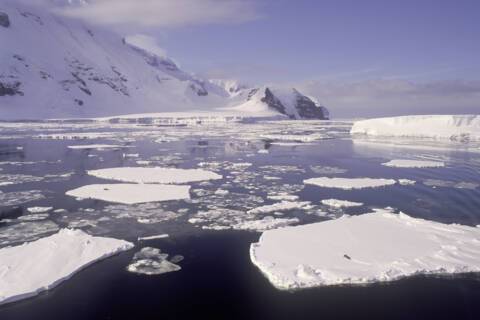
[298,79,480,118]
[52,0,261,28]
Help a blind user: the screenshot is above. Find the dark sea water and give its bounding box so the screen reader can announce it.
[0,119,479,320]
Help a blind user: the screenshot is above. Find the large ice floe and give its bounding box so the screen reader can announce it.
[0,229,133,305]
[87,167,222,184]
[250,208,480,290]
[351,115,480,141]
[304,177,396,189]
[382,159,445,168]
[66,184,190,204]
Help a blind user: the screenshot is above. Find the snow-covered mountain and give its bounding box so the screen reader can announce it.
[0,0,329,120]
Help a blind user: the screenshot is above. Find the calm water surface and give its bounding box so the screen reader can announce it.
[0,120,479,320]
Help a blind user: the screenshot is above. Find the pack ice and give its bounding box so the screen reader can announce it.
[250,209,480,290]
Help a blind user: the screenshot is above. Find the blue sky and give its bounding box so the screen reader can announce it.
[158,0,480,84]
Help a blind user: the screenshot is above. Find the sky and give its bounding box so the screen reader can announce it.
[51,0,480,116]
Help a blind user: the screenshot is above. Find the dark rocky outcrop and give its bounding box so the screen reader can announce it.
[293,89,329,119]
[0,81,23,96]
[0,12,10,28]
[261,87,329,120]
[261,88,287,115]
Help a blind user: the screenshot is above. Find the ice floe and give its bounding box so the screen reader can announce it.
[321,199,363,208]
[250,208,480,290]
[87,167,222,184]
[127,247,181,275]
[304,177,396,189]
[67,144,128,150]
[382,159,445,168]
[66,184,190,204]
[26,206,53,213]
[0,229,133,305]
[0,190,45,207]
[138,234,169,241]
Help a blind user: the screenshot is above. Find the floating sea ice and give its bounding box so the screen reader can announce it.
[247,201,311,215]
[0,229,133,305]
[17,214,49,222]
[250,208,480,290]
[67,144,127,150]
[398,179,416,185]
[382,159,445,168]
[66,184,190,204]
[0,190,45,206]
[87,167,222,184]
[232,216,300,231]
[0,221,60,247]
[27,206,53,213]
[310,166,348,175]
[0,174,43,186]
[138,234,169,241]
[127,247,181,275]
[304,177,396,190]
[321,199,363,208]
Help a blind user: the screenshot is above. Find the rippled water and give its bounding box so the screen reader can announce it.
[0,119,479,319]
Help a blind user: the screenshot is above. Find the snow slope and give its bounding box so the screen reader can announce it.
[351,115,480,141]
[0,229,133,305]
[0,1,329,120]
[250,209,480,290]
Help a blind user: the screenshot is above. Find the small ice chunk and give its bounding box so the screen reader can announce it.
[398,179,416,185]
[138,234,169,241]
[67,144,127,150]
[27,207,53,213]
[127,247,181,276]
[248,201,311,215]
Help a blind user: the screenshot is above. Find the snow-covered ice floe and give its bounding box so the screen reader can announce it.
[321,199,363,208]
[0,229,133,305]
[66,184,190,204]
[304,177,396,190]
[382,159,445,168]
[351,115,480,141]
[87,167,222,184]
[250,208,480,290]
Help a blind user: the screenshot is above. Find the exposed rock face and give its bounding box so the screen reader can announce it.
[0,12,10,28]
[261,88,329,120]
[261,88,287,115]
[0,81,23,96]
[293,89,329,119]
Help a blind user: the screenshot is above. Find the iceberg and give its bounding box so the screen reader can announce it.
[351,115,480,141]
[250,209,480,290]
[0,229,133,305]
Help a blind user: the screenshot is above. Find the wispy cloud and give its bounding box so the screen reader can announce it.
[298,79,480,118]
[51,0,262,28]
